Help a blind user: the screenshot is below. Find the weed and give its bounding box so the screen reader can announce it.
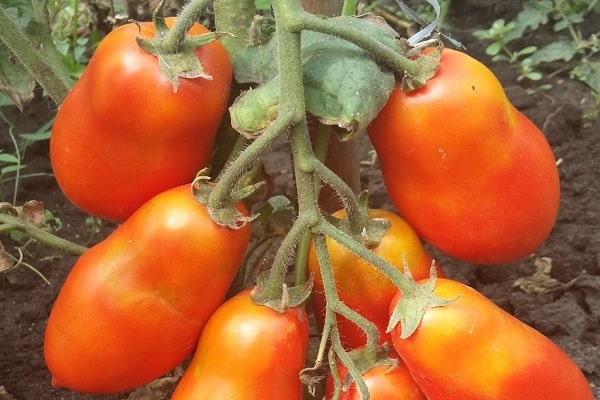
[474,0,600,118]
[0,95,53,204]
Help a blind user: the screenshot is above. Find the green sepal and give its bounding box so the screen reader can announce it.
[191,170,256,229]
[401,46,441,92]
[136,33,215,92]
[338,344,397,391]
[251,273,314,313]
[386,266,457,339]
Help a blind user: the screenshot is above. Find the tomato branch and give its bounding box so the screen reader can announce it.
[0,213,88,255]
[207,114,293,218]
[160,0,212,52]
[273,0,437,89]
[0,4,73,104]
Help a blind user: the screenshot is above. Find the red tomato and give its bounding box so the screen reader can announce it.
[44,185,250,394]
[368,48,560,265]
[171,288,309,399]
[325,356,426,400]
[50,18,232,222]
[389,278,594,399]
[307,208,443,349]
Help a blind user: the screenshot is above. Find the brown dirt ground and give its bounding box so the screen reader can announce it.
[1,1,599,399]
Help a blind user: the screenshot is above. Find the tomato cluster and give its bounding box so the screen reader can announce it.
[317,48,591,399]
[44,14,593,400]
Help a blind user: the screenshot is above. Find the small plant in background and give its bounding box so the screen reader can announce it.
[48,0,98,78]
[474,0,600,119]
[0,94,53,204]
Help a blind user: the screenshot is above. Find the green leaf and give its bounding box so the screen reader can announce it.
[0,152,19,164]
[485,42,502,56]
[0,1,36,110]
[571,60,600,94]
[301,30,395,137]
[529,40,578,64]
[1,0,33,29]
[231,15,398,139]
[504,0,553,42]
[256,195,296,234]
[2,164,25,174]
[254,0,272,11]
[233,39,278,84]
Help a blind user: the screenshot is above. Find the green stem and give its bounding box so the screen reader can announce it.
[3,248,52,285]
[263,214,311,297]
[0,5,72,104]
[161,0,212,52]
[318,219,419,295]
[341,0,358,16]
[293,123,329,286]
[329,326,370,399]
[313,233,380,348]
[312,161,366,235]
[71,0,79,61]
[257,0,311,295]
[208,114,293,210]
[0,213,88,255]
[272,2,422,78]
[301,14,420,76]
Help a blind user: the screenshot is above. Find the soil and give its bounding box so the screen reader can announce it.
[1,1,599,399]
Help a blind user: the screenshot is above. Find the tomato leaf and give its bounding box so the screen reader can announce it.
[0,241,15,273]
[231,15,398,139]
[21,200,45,226]
[0,1,36,110]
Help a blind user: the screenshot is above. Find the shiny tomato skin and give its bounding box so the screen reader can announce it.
[325,358,426,400]
[171,288,310,400]
[389,278,594,399]
[308,209,443,349]
[44,185,250,394]
[368,48,560,265]
[50,18,232,222]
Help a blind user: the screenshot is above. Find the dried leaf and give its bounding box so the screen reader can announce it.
[22,200,45,226]
[0,242,15,273]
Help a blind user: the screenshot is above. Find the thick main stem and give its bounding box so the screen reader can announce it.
[259,0,315,295]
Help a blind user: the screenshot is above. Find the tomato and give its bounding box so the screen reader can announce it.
[307,208,443,349]
[171,288,309,399]
[368,48,560,265]
[325,356,426,400]
[389,278,594,399]
[44,184,251,394]
[50,18,232,222]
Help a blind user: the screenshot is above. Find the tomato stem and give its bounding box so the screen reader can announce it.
[160,0,212,53]
[0,213,88,255]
